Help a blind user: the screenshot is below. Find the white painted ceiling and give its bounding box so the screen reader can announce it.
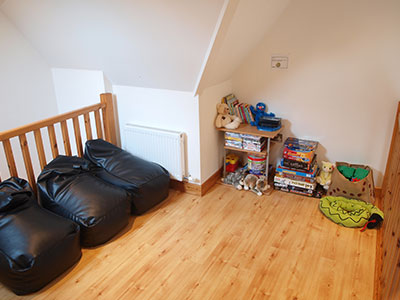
[1,0,225,91]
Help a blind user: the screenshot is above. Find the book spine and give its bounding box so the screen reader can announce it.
[274,176,316,190]
[240,105,248,123]
[275,172,316,183]
[276,165,317,178]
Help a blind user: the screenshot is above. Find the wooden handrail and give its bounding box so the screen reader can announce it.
[0,103,105,141]
[0,93,116,193]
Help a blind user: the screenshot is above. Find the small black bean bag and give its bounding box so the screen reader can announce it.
[37,156,130,247]
[0,177,81,295]
[84,139,170,215]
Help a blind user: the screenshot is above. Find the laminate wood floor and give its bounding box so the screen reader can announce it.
[0,184,376,300]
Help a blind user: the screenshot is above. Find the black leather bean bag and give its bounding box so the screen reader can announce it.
[37,156,130,247]
[84,139,170,215]
[0,177,81,295]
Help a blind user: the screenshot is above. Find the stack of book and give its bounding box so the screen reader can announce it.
[274,137,322,197]
[221,94,254,124]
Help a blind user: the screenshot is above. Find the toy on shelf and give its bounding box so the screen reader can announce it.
[248,154,266,175]
[250,102,281,131]
[225,153,240,172]
[316,161,335,190]
[215,103,241,129]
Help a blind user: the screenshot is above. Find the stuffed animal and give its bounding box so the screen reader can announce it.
[224,116,241,129]
[215,103,241,129]
[242,174,269,196]
[316,161,335,190]
[255,176,269,196]
[215,103,234,128]
[250,102,275,126]
[243,174,258,191]
[222,168,246,190]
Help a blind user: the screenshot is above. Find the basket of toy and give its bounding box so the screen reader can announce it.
[327,162,375,204]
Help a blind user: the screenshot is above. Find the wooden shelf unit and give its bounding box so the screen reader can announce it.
[223,145,267,157]
[218,124,283,181]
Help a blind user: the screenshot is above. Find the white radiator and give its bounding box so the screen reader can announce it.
[124,124,185,181]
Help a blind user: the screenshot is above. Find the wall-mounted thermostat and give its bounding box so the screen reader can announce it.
[271,56,288,69]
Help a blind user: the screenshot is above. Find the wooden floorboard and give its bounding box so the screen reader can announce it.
[0,185,376,300]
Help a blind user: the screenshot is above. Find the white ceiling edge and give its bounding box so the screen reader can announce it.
[195,0,293,95]
[193,0,230,96]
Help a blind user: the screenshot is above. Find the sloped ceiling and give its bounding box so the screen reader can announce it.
[1,0,225,91]
[196,0,292,94]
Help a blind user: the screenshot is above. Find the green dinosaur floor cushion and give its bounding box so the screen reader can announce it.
[319,196,384,228]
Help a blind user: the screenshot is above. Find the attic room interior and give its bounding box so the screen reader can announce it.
[0,0,399,299]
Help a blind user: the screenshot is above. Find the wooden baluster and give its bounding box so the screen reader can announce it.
[72,117,83,157]
[3,139,18,177]
[84,113,93,140]
[47,124,59,159]
[100,93,117,144]
[19,134,36,193]
[94,109,103,139]
[33,129,47,169]
[60,120,72,156]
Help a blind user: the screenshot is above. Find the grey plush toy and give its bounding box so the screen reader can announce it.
[222,168,246,190]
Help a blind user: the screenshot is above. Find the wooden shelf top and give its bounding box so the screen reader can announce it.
[217,123,283,138]
[224,145,267,156]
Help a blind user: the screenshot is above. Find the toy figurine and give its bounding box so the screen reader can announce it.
[316,161,335,190]
[226,153,240,172]
[250,102,281,131]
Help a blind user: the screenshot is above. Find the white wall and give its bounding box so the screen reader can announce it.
[231,0,400,186]
[0,11,58,180]
[51,68,113,155]
[198,80,232,183]
[113,85,201,183]
[0,12,57,131]
[52,68,108,113]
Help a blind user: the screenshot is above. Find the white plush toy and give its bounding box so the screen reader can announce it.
[224,116,242,130]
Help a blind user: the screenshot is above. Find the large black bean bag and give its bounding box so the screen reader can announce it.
[0,177,81,295]
[37,156,130,247]
[84,139,170,215]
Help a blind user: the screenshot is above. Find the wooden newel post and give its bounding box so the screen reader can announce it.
[100,93,117,145]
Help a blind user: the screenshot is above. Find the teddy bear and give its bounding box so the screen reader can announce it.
[316,161,335,190]
[215,103,241,129]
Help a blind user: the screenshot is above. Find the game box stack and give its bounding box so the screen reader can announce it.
[274,137,323,198]
[224,132,242,149]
